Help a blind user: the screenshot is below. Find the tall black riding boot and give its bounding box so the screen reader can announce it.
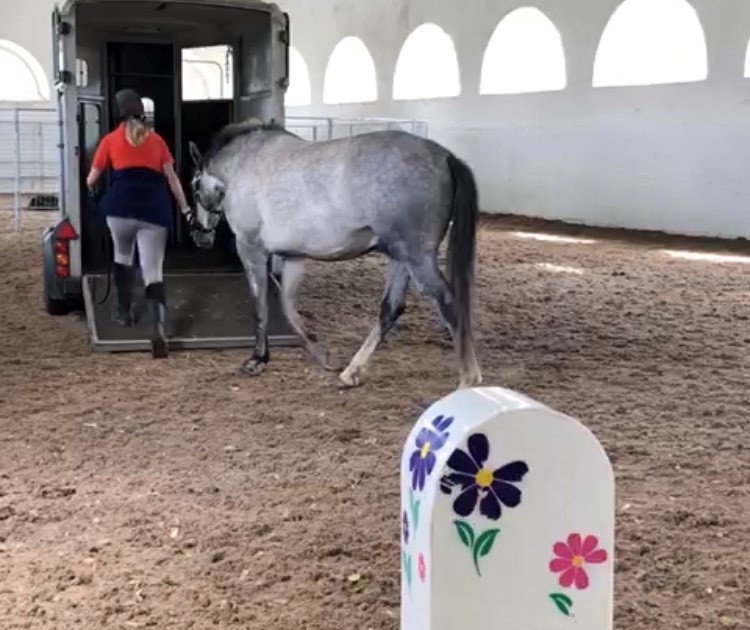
[145,281,168,359]
[112,262,135,326]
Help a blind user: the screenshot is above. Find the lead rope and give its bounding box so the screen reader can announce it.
[93,235,113,306]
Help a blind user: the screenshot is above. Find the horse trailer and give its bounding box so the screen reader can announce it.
[42,0,298,351]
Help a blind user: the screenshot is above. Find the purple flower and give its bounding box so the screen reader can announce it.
[408,415,454,491]
[439,433,529,521]
[402,510,409,544]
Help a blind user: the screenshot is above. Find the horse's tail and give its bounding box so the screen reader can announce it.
[446,152,479,366]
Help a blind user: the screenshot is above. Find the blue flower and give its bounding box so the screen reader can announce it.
[409,415,454,491]
[439,433,529,520]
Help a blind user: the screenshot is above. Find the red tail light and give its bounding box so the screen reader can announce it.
[53,218,77,279]
[54,219,78,241]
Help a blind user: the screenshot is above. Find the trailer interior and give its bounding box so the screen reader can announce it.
[64,0,297,351]
[75,0,283,271]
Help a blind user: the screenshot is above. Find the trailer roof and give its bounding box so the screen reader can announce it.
[60,0,275,14]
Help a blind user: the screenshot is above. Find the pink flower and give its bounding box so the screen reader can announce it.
[417,553,426,582]
[549,533,607,590]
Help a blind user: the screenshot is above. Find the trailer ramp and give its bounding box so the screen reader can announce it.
[82,272,299,352]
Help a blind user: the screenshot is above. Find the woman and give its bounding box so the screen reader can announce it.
[86,88,192,359]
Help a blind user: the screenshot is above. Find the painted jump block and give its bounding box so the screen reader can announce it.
[400,387,614,630]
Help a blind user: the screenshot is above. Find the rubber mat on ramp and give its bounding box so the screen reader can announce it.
[82,272,299,352]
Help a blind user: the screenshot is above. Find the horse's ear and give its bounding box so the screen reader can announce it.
[188,141,202,167]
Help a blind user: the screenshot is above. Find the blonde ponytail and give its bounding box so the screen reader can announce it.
[125,117,149,147]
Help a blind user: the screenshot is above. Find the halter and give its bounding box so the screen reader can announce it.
[187,170,223,236]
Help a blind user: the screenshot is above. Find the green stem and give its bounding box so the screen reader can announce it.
[473,555,482,577]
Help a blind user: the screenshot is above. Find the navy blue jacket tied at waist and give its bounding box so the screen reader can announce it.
[98,167,173,229]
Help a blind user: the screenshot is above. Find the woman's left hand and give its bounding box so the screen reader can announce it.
[182,206,196,226]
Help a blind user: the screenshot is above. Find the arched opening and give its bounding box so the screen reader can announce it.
[285,46,312,107]
[0,39,50,101]
[323,36,378,104]
[593,0,708,87]
[393,23,461,100]
[480,7,566,95]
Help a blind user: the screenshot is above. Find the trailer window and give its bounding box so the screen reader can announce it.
[182,45,234,101]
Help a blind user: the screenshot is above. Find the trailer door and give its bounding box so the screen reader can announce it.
[77,97,109,272]
[275,10,290,125]
[51,2,83,278]
[236,5,289,124]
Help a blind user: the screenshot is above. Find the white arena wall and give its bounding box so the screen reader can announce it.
[2,0,750,239]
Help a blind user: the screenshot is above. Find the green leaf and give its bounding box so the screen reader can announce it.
[471,528,500,576]
[549,592,573,616]
[453,520,475,549]
[408,489,420,533]
[402,551,412,588]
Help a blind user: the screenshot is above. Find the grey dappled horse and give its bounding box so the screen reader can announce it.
[187,120,482,389]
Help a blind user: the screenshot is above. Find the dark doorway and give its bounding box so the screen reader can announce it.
[106,42,175,146]
[86,41,241,273]
[178,98,239,270]
[78,42,180,274]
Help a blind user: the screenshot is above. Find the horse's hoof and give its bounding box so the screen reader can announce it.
[322,357,342,373]
[338,368,361,389]
[309,345,340,372]
[319,361,340,373]
[237,360,266,377]
[458,372,483,389]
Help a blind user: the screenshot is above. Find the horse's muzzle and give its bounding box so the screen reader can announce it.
[190,227,215,249]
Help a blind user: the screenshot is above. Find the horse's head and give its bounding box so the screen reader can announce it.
[187,140,226,249]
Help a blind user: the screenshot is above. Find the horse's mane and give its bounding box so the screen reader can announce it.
[203,117,288,162]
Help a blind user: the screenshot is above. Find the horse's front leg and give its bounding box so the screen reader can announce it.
[278,258,337,371]
[236,239,270,376]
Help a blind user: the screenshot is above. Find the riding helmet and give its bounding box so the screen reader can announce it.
[115,88,145,120]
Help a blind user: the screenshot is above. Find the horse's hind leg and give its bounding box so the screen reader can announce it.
[407,253,480,388]
[279,258,336,371]
[434,301,455,343]
[408,253,457,330]
[339,260,410,388]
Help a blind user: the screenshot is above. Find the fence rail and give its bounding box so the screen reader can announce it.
[0,108,60,228]
[0,106,428,230]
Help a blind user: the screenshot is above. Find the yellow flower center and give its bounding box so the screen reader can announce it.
[475,467,493,488]
[420,442,431,458]
[572,555,584,567]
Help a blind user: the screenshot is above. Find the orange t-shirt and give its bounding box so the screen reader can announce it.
[91,123,174,173]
